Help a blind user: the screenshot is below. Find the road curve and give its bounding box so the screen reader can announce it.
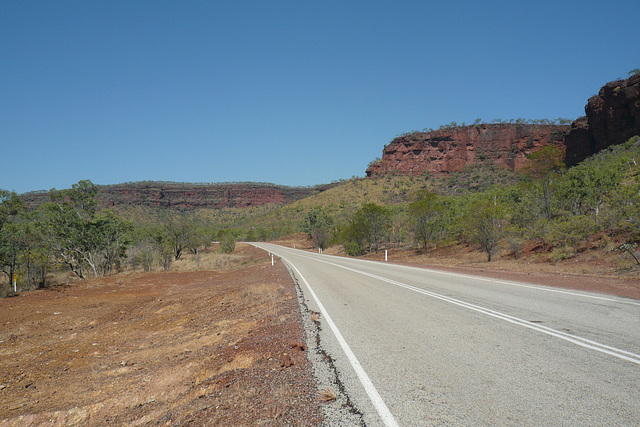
[255,243,640,426]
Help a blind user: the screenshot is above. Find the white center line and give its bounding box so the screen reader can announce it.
[285,248,640,365]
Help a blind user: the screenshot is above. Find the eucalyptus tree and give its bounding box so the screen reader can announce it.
[464,196,507,262]
[302,208,334,250]
[43,180,130,279]
[521,145,566,219]
[408,191,445,253]
[0,191,27,286]
[341,203,392,254]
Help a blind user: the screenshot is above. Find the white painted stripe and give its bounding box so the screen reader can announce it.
[282,256,400,427]
[307,249,640,307]
[284,249,640,366]
[397,264,640,306]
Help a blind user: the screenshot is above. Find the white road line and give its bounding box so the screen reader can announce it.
[396,264,640,306]
[282,257,399,427]
[300,248,640,306]
[283,249,640,366]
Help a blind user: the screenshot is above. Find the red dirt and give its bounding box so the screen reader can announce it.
[0,245,322,426]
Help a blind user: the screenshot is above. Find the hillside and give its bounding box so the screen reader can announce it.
[226,166,523,234]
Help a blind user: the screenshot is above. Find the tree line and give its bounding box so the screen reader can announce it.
[396,118,574,138]
[0,180,247,294]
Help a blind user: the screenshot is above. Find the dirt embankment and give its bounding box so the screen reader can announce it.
[0,245,322,426]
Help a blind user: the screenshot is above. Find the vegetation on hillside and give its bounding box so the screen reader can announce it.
[299,136,640,263]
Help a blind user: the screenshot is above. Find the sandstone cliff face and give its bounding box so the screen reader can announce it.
[366,124,569,177]
[565,73,640,166]
[21,182,334,210]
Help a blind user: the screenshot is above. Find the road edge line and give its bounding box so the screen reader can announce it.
[283,258,399,427]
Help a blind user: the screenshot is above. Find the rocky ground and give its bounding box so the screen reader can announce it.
[0,245,322,426]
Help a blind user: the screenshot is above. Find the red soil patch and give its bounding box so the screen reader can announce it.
[0,245,322,426]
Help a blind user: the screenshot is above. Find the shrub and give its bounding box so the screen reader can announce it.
[550,246,574,264]
[343,241,365,256]
[219,235,236,254]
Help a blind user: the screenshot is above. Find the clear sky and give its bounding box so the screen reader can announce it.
[2,1,639,194]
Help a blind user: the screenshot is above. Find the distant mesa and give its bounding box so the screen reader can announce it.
[367,72,640,177]
[21,181,335,210]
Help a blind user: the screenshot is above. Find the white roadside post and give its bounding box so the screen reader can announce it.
[385,250,388,262]
[271,254,274,266]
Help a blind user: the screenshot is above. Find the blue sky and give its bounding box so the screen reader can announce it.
[2,1,639,194]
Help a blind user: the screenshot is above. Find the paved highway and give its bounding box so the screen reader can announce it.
[255,243,640,426]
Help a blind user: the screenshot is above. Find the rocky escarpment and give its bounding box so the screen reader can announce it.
[565,73,640,166]
[21,181,334,210]
[366,124,569,177]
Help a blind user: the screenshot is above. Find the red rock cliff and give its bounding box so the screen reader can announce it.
[366,124,569,177]
[565,73,640,166]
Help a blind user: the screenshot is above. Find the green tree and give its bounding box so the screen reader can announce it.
[607,182,640,238]
[0,191,28,287]
[341,203,391,254]
[408,191,444,253]
[219,233,236,254]
[558,161,622,220]
[44,180,99,278]
[43,180,130,278]
[302,208,334,250]
[465,197,507,262]
[505,224,526,259]
[160,214,199,260]
[548,215,596,257]
[93,210,132,276]
[522,145,566,219]
[129,230,156,272]
[389,208,408,249]
[18,211,52,288]
[525,217,553,251]
[151,226,174,271]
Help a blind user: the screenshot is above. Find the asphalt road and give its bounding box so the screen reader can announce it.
[255,243,640,426]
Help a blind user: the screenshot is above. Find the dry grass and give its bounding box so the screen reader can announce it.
[318,387,337,403]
